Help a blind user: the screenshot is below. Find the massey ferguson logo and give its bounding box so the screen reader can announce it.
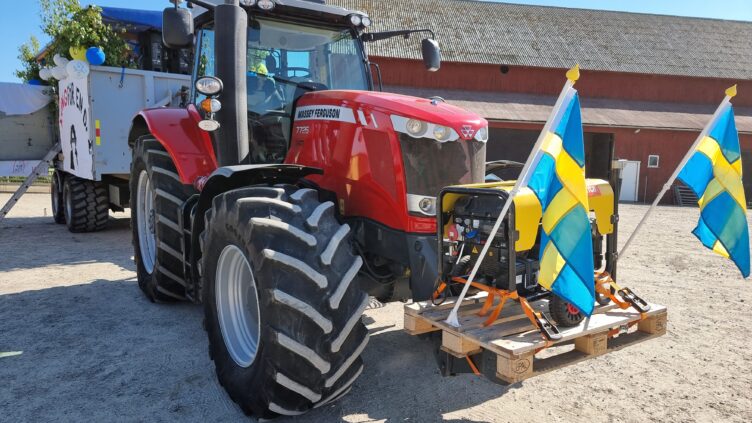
[461,125,475,138]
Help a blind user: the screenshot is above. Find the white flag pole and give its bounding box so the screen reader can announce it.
[618,85,738,259]
[445,65,581,327]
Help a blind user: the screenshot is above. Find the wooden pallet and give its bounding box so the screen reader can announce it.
[404,294,667,384]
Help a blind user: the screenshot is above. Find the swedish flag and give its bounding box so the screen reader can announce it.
[526,88,595,316]
[678,102,750,277]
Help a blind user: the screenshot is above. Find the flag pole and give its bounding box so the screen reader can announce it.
[619,85,738,259]
[445,65,581,327]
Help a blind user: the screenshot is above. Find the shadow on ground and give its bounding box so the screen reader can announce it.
[0,278,513,422]
[0,216,133,272]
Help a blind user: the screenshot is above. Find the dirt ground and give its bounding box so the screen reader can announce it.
[1,192,751,423]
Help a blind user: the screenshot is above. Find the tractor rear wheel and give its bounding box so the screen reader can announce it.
[548,295,585,327]
[202,185,368,418]
[51,170,65,224]
[130,135,195,302]
[62,175,109,232]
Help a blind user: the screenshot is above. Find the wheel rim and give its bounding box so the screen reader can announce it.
[64,184,73,221]
[136,170,157,273]
[51,178,59,215]
[215,244,261,368]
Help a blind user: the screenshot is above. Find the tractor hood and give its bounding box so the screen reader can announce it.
[296,90,488,139]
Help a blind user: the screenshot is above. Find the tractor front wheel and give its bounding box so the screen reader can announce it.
[202,185,368,418]
[130,135,195,302]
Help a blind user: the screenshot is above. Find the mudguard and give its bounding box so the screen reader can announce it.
[188,164,322,296]
[129,104,218,185]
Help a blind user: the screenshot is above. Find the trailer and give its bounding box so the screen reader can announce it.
[51,66,190,232]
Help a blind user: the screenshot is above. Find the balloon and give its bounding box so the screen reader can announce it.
[69,46,87,61]
[53,53,69,67]
[39,68,52,81]
[66,60,90,80]
[28,79,42,86]
[51,65,68,80]
[85,47,106,66]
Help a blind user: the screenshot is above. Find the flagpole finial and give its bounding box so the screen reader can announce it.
[726,84,738,98]
[566,64,580,84]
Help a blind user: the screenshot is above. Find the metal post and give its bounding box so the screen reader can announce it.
[445,68,580,327]
[618,86,737,259]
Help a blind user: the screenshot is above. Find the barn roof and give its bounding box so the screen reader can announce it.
[329,0,752,80]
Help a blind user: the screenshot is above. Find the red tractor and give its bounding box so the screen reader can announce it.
[129,0,604,418]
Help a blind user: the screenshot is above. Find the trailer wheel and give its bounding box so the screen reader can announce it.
[51,171,66,224]
[130,135,195,302]
[548,295,585,327]
[202,185,368,418]
[62,175,109,233]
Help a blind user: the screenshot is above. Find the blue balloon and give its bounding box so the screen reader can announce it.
[86,47,106,66]
[28,79,42,86]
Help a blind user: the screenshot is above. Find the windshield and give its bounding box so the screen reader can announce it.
[195,18,369,163]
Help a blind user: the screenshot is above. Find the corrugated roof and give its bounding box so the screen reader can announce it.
[329,0,752,80]
[387,86,752,133]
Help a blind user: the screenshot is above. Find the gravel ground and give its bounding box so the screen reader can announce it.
[1,193,751,422]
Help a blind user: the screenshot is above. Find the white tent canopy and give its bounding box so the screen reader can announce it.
[0,82,51,116]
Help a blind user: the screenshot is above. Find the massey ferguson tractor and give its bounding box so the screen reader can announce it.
[128,0,630,418]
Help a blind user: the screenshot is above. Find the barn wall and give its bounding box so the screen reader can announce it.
[371,57,752,107]
[483,121,752,203]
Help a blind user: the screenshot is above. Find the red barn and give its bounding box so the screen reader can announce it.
[332,0,752,203]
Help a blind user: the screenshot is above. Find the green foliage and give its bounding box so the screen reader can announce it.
[14,36,42,82]
[14,0,130,83]
[40,0,129,69]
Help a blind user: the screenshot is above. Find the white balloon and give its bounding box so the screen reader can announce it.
[51,65,68,80]
[53,53,69,67]
[66,60,90,80]
[39,68,52,81]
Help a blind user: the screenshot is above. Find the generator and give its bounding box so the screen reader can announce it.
[437,179,617,325]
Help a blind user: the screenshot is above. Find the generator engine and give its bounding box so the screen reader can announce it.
[443,191,540,294]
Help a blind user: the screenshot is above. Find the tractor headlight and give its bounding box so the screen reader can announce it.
[361,16,372,27]
[349,14,362,26]
[257,0,275,10]
[419,197,435,214]
[407,194,436,216]
[474,126,489,142]
[195,76,223,97]
[406,119,428,138]
[433,125,451,142]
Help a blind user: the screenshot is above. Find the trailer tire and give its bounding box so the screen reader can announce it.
[130,135,194,302]
[62,175,109,232]
[548,295,585,327]
[202,185,368,419]
[51,170,66,224]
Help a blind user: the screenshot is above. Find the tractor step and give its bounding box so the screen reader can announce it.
[404,294,667,384]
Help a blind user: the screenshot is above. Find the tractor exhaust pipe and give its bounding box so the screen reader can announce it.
[214,0,249,166]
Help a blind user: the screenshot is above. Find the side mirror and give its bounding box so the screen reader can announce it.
[421,38,441,72]
[162,7,194,49]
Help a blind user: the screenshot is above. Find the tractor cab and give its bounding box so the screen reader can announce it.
[181,0,442,165]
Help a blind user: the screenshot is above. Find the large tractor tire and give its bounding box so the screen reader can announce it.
[130,135,195,302]
[51,170,66,224]
[62,175,109,232]
[202,185,369,418]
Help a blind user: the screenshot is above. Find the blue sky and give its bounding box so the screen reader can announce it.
[1,0,751,82]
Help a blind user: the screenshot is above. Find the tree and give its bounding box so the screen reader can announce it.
[15,0,129,82]
[14,36,42,82]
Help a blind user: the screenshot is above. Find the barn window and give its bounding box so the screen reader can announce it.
[647,155,660,168]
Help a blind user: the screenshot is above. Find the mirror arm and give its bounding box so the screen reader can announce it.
[361,29,435,43]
